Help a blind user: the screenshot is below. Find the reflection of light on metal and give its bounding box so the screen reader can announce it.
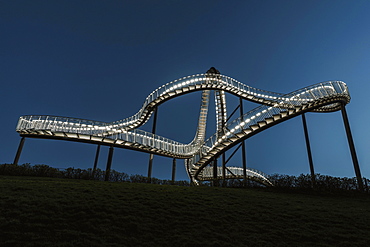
[16,72,350,185]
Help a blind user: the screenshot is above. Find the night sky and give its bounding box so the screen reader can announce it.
[1,0,370,181]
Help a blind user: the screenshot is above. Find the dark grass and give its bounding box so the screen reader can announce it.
[1,176,369,247]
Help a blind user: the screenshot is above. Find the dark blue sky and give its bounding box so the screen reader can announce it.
[1,0,370,181]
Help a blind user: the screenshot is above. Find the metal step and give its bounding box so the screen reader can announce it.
[265,117,274,124]
[242,128,252,135]
[235,132,245,138]
[258,121,267,127]
[280,111,288,117]
[273,114,281,121]
[229,136,238,142]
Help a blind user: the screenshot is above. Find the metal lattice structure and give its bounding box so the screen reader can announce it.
[15,68,362,188]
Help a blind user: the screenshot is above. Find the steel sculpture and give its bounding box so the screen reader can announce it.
[14,68,363,190]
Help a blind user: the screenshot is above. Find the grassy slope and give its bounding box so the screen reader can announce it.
[0,176,369,247]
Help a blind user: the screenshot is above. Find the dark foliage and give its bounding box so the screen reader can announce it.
[1,163,369,193]
[268,173,370,193]
[0,163,190,186]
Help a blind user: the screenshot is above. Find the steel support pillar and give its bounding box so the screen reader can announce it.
[213,158,218,187]
[147,154,154,182]
[105,146,114,181]
[239,97,247,185]
[172,158,176,184]
[301,114,315,187]
[13,137,26,165]
[148,107,158,183]
[341,104,364,191]
[92,145,101,179]
[222,154,226,187]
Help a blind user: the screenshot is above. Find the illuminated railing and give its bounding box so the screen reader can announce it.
[17,74,286,136]
[16,116,197,158]
[189,81,349,181]
[200,166,273,186]
[202,81,348,150]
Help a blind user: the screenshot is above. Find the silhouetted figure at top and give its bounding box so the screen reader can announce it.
[206,67,220,74]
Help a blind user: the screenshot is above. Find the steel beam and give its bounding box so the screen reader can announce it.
[92,145,101,179]
[213,158,218,187]
[105,146,114,181]
[13,137,26,165]
[172,158,176,184]
[147,154,154,182]
[239,97,247,185]
[222,154,226,187]
[148,107,158,183]
[224,143,242,165]
[226,104,240,122]
[301,114,315,187]
[341,105,364,191]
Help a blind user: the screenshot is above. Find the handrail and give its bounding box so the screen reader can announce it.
[200,166,274,186]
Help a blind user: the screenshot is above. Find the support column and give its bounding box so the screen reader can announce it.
[148,107,158,183]
[301,114,315,188]
[92,145,101,179]
[239,97,247,185]
[341,104,364,191]
[213,158,218,187]
[172,158,176,184]
[222,154,226,187]
[105,146,114,181]
[13,137,26,165]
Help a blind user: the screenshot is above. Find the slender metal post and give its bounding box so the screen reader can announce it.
[364,178,369,193]
[105,146,114,181]
[341,104,364,191]
[148,107,158,183]
[224,143,242,166]
[148,154,154,182]
[301,114,315,188]
[222,154,226,187]
[92,145,101,179]
[172,158,176,184]
[13,137,25,165]
[213,158,218,187]
[239,97,247,185]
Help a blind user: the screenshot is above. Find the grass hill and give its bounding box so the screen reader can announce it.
[1,175,369,247]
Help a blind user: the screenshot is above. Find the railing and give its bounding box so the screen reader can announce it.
[108,129,198,157]
[201,166,272,184]
[17,74,286,136]
[16,116,197,158]
[202,81,349,151]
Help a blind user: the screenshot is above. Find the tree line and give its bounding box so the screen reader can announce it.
[269,173,369,193]
[0,163,190,186]
[1,163,369,193]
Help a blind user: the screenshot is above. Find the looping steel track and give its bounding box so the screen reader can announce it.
[16,72,350,185]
